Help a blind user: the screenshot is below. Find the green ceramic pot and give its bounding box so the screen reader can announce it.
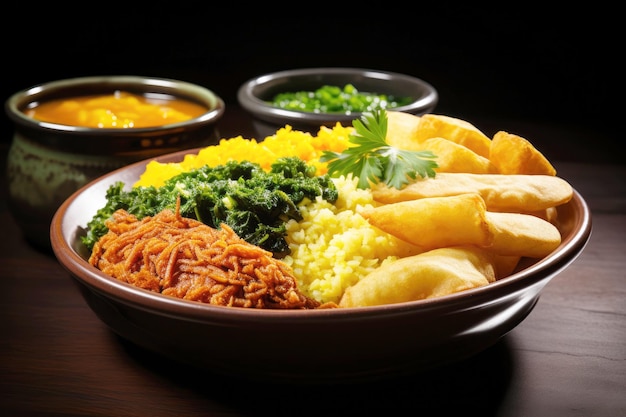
[5,75,225,250]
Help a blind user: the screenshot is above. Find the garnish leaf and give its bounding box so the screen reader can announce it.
[320,109,438,189]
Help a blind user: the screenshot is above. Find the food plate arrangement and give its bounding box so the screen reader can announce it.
[50,111,592,383]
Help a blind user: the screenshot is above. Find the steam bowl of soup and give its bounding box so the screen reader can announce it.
[5,75,225,250]
[237,67,438,137]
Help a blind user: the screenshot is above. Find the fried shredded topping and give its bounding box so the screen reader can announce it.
[88,202,323,309]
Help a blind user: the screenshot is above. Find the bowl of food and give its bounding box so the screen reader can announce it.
[50,110,591,384]
[237,67,438,137]
[5,75,225,250]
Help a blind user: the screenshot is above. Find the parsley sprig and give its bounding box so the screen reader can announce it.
[320,109,438,189]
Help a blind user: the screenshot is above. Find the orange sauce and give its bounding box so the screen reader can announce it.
[25,91,208,128]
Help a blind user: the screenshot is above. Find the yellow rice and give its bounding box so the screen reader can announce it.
[284,175,423,304]
[133,123,422,304]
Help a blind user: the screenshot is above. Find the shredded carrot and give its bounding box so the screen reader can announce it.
[89,201,325,309]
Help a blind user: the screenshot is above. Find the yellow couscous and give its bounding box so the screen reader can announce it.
[133,123,422,304]
[283,175,423,304]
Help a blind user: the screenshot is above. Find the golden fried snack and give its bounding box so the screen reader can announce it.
[413,114,492,158]
[362,193,561,258]
[493,255,521,279]
[385,111,422,149]
[485,211,561,258]
[538,206,559,225]
[420,137,498,174]
[339,246,496,307]
[489,131,557,176]
[371,172,573,212]
[360,193,493,250]
[492,206,559,225]
[386,112,496,174]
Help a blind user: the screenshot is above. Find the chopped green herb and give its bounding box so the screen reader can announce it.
[81,157,338,257]
[320,109,438,189]
[270,84,413,114]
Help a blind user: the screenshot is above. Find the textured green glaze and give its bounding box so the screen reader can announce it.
[7,132,135,250]
[5,76,225,250]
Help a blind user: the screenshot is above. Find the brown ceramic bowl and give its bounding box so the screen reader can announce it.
[237,67,438,138]
[50,149,591,384]
[5,75,225,250]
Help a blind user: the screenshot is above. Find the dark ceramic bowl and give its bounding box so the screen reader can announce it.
[5,75,225,250]
[237,67,438,138]
[50,148,592,384]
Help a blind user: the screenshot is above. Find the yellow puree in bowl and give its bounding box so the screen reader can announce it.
[25,91,208,128]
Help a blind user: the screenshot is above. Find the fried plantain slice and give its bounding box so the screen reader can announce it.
[413,114,492,158]
[339,246,496,307]
[489,131,557,176]
[371,172,573,212]
[361,193,493,250]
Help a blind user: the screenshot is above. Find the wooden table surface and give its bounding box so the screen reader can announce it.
[1,108,624,417]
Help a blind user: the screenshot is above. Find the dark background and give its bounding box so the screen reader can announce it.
[2,5,621,163]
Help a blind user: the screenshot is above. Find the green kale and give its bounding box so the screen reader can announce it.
[81,157,338,257]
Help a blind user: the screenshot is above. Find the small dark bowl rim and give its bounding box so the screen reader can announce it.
[237,67,439,126]
[5,75,225,136]
[50,147,593,324]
